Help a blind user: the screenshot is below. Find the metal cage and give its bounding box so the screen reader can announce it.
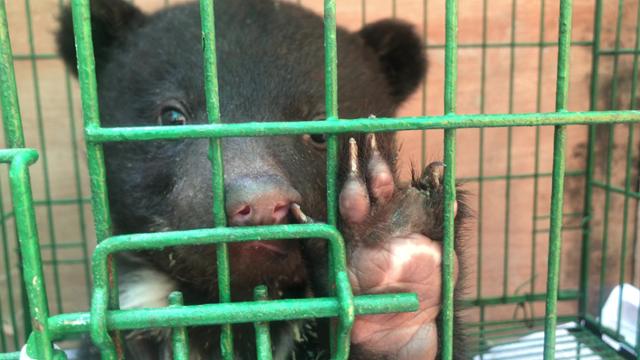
[0,0,639,359]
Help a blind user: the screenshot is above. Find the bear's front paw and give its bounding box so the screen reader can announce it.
[339,136,459,360]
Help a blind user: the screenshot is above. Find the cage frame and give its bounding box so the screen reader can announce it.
[0,0,638,359]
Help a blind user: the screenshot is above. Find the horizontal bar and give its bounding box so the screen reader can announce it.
[0,352,20,360]
[599,48,640,55]
[469,328,609,349]
[461,289,579,307]
[12,53,58,60]
[32,198,91,206]
[0,149,38,165]
[592,180,640,199]
[460,170,584,182]
[92,224,347,262]
[48,293,417,339]
[425,40,593,49]
[7,42,595,60]
[0,198,92,222]
[583,314,637,350]
[534,225,582,233]
[11,42,602,58]
[463,315,578,329]
[469,332,618,356]
[41,242,84,249]
[85,111,640,143]
[43,259,85,265]
[535,212,583,220]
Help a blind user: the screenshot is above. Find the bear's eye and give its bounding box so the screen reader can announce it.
[302,112,327,150]
[302,134,327,150]
[158,107,187,126]
[310,134,326,145]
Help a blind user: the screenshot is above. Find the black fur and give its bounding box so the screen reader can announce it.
[57,0,145,76]
[359,20,427,103]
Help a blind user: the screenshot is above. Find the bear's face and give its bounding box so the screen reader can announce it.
[58,0,425,299]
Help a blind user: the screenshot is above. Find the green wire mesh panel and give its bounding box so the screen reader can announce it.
[0,0,93,355]
[0,0,639,359]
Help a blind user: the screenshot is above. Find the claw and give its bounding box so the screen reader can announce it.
[366,133,395,203]
[349,138,361,175]
[423,161,445,188]
[291,203,314,224]
[419,161,458,217]
[367,132,379,152]
[340,138,370,224]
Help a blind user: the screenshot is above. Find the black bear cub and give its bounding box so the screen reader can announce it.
[57,0,466,359]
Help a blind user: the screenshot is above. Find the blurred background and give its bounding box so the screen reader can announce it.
[0,0,639,355]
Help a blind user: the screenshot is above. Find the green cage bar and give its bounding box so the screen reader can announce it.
[542,0,572,358]
[0,0,25,148]
[69,0,112,244]
[56,0,92,307]
[441,0,458,358]
[324,0,339,228]
[0,1,27,352]
[0,149,51,360]
[23,0,64,315]
[84,225,414,360]
[198,1,234,358]
[253,286,273,360]
[81,110,640,142]
[70,0,123,357]
[168,292,189,360]
[579,0,602,323]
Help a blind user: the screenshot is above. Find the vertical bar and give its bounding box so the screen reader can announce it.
[10,150,53,360]
[578,0,602,319]
[615,124,633,336]
[199,1,233,359]
[71,0,112,243]
[597,126,615,325]
[323,3,354,358]
[324,0,339,227]
[0,0,25,148]
[0,2,23,349]
[629,0,640,293]
[70,0,121,357]
[503,0,518,298]
[24,0,64,314]
[608,1,628,336]
[636,299,640,356]
[607,0,626,111]
[542,0,572,357]
[631,0,640,111]
[58,0,92,302]
[420,0,428,167]
[532,0,547,303]
[442,0,458,358]
[169,292,189,360]
[596,1,626,323]
[253,286,273,360]
[0,292,6,351]
[476,0,488,355]
[0,182,19,350]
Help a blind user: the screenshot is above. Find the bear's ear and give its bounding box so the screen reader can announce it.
[359,20,427,104]
[56,0,145,77]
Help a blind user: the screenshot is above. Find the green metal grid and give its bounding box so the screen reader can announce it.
[0,0,638,359]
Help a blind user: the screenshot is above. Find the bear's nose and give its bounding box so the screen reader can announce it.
[225,176,302,226]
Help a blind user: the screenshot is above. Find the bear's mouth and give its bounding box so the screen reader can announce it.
[243,240,288,255]
[231,240,293,259]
